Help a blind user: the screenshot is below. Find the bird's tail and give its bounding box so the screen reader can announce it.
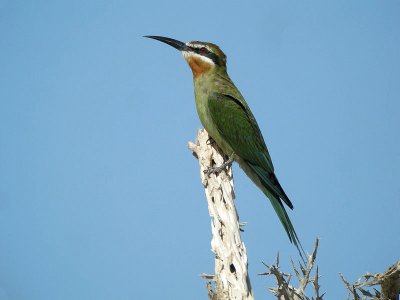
[242,162,307,262]
[267,190,306,262]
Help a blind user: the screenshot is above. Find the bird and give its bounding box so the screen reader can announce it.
[144,35,305,258]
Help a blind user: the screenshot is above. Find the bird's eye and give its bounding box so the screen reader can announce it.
[199,47,208,53]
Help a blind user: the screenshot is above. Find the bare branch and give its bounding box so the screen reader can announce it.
[188,129,254,300]
[261,238,324,300]
[340,260,400,300]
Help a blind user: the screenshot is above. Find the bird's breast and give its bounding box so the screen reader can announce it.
[193,77,234,156]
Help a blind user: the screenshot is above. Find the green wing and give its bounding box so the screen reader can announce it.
[207,92,292,206]
[208,92,305,258]
[208,92,274,171]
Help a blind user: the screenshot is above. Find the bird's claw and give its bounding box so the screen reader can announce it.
[206,137,215,145]
[203,156,234,176]
[204,165,225,176]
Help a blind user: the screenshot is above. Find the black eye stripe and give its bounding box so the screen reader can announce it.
[194,46,208,54]
[207,53,221,65]
[190,46,222,66]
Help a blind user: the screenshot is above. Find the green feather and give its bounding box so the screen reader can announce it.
[207,90,305,259]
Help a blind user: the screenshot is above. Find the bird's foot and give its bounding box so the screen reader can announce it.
[206,137,215,145]
[204,156,234,176]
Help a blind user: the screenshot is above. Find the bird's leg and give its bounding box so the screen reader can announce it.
[206,137,215,145]
[204,154,234,176]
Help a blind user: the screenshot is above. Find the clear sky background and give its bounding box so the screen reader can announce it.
[1,1,399,299]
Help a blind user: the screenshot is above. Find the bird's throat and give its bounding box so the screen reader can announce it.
[186,56,213,78]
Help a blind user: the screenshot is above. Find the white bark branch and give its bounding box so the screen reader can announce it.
[188,129,254,300]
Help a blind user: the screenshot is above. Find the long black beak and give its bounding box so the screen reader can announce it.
[144,36,189,51]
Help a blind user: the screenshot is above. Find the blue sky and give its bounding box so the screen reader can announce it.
[1,1,399,299]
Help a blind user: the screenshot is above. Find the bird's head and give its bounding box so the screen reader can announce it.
[145,36,227,78]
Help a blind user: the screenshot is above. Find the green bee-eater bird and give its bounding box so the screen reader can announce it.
[145,36,305,257]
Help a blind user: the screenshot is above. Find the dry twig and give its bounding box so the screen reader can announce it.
[261,238,324,300]
[340,260,400,300]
